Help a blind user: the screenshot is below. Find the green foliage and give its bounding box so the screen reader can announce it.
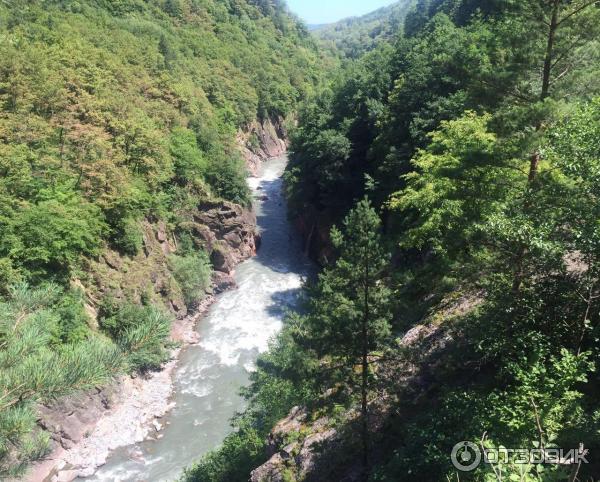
[313,1,416,59]
[0,284,122,477]
[111,217,144,257]
[0,0,322,285]
[54,288,93,344]
[302,199,391,366]
[99,300,172,373]
[281,1,600,480]
[182,420,264,482]
[170,127,209,185]
[204,154,251,206]
[5,195,105,282]
[287,45,393,216]
[170,252,212,308]
[390,113,502,252]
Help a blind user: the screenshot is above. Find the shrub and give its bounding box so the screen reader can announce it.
[170,252,212,308]
[112,217,144,257]
[99,301,172,373]
[205,154,251,206]
[53,288,92,344]
[170,127,209,184]
[9,196,105,281]
[0,258,20,296]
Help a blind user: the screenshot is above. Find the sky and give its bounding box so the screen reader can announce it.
[285,0,399,25]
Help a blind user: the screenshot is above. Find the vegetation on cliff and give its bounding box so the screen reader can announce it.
[185,0,600,481]
[0,0,323,475]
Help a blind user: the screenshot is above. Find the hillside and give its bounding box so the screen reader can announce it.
[182,1,600,481]
[312,0,415,57]
[0,0,324,477]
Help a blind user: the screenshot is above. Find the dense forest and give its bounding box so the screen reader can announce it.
[183,0,600,481]
[0,0,325,476]
[4,0,600,480]
[312,0,415,58]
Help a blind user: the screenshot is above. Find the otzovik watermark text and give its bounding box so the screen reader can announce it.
[451,441,590,472]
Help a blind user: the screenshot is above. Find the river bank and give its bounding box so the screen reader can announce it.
[28,295,217,482]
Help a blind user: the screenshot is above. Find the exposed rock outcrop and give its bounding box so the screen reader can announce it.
[250,407,340,482]
[85,201,257,321]
[238,116,289,175]
[294,207,336,267]
[191,200,258,269]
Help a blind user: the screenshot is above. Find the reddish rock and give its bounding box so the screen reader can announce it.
[212,272,237,294]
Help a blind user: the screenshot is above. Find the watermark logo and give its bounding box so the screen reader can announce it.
[451,441,482,472]
[451,442,589,472]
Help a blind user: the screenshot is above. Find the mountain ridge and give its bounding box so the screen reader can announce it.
[311,0,416,57]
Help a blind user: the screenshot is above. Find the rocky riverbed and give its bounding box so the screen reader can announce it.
[27,296,218,482]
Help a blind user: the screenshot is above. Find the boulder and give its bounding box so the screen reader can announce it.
[212,272,237,294]
[210,243,235,273]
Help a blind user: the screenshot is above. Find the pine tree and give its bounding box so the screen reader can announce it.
[304,198,391,478]
[0,284,122,477]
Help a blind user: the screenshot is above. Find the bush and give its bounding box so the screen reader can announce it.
[99,300,172,373]
[170,127,208,184]
[53,288,92,344]
[182,421,264,482]
[0,258,21,296]
[170,252,212,307]
[9,196,105,281]
[111,217,144,257]
[205,154,251,206]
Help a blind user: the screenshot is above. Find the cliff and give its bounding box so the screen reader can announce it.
[239,116,290,176]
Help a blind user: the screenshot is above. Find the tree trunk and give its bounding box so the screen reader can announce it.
[361,330,369,479]
[512,1,559,293]
[361,246,370,480]
[541,0,560,101]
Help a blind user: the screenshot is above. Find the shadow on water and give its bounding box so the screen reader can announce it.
[266,287,304,318]
[253,176,305,274]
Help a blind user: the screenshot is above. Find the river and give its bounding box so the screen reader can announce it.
[82,155,312,481]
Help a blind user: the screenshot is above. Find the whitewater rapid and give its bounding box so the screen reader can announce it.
[82,155,312,481]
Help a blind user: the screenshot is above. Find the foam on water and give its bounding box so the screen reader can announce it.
[81,155,313,482]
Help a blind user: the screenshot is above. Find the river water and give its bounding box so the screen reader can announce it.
[84,155,312,481]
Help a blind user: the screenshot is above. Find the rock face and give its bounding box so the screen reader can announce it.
[294,207,336,267]
[250,407,340,482]
[192,200,258,268]
[37,387,118,453]
[85,201,258,321]
[238,115,289,175]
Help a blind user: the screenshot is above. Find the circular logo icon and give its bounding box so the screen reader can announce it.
[451,441,482,472]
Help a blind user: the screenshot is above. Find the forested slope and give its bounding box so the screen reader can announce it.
[0,0,324,476]
[184,0,600,481]
[312,0,415,58]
